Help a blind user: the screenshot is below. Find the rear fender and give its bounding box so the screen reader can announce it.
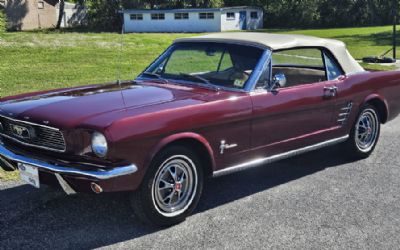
[362,94,389,123]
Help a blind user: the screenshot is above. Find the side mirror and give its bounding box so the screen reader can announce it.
[270,73,287,91]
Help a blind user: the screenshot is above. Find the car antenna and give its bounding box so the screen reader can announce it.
[116,13,127,108]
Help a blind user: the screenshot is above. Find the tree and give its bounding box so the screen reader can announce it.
[81,0,400,31]
[56,0,65,29]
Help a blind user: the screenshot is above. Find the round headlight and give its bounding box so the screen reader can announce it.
[91,132,108,158]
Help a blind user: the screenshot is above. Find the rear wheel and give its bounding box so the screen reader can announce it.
[345,104,380,159]
[131,145,203,226]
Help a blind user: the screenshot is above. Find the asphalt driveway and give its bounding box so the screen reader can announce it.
[1,117,400,249]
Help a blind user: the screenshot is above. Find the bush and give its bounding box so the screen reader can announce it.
[86,0,122,32]
[0,8,6,32]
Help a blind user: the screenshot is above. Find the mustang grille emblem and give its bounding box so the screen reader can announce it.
[10,124,31,139]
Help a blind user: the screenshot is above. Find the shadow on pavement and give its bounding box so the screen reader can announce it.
[0,144,355,249]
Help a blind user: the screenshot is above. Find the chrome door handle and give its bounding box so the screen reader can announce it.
[323,86,338,97]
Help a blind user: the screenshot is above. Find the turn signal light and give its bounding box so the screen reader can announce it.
[90,182,103,194]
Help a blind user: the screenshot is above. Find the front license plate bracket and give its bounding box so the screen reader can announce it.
[18,163,40,188]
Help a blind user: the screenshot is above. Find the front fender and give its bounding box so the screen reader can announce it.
[148,132,216,171]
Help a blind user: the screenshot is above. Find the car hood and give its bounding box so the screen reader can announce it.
[0,81,209,129]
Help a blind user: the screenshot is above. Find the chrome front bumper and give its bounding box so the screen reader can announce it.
[0,142,138,193]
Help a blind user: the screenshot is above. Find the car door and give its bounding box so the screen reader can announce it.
[250,48,341,157]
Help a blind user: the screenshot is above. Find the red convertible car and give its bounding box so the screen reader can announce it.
[1,33,400,226]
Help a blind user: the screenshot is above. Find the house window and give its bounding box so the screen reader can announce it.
[151,13,165,20]
[175,13,189,20]
[38,1,44,9]
[199,12,214,19]
[130,14,143,20]
[250,12,258,19]
[226,12,235,20]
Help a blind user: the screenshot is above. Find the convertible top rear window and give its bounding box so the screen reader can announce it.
[144,42,264,90]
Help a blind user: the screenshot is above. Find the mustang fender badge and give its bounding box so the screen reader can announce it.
[220,140,238,154]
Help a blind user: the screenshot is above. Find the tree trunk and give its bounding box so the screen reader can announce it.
[56,0,65,29]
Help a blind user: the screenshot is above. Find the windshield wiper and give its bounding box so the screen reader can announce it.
[179,73,211,85]
[141,72,168,84]
[178,73,221,91]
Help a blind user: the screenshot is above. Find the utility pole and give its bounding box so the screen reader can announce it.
[393,0,397,60]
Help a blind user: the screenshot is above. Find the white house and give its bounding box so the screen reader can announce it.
[122,6,263,33]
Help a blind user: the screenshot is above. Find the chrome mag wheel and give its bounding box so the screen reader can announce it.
[151,155,198,217]
[355,108,379,153]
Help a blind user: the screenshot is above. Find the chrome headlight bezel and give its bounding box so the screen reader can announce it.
[91,132,108,158]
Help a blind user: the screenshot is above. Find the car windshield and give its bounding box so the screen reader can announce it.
[142,42,264,90]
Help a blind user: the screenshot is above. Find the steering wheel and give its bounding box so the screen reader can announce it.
[243,71,251,76]
[228,68,250,81]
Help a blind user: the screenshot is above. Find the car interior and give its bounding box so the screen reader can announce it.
[271,66,327,87]
[267,48,344,90]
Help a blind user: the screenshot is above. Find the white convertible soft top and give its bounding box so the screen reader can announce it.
[175,32,365,75]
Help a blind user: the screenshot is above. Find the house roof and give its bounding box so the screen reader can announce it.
[175,32,364,74]
[121,6,262,14]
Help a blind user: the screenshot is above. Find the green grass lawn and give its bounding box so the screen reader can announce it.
[0,26,398,96]
[0,170,18,181]
[0,26,398,181]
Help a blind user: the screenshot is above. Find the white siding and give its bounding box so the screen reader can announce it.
[247,9,263,30]
[221,8,263,31]
[220,8,263,31]
[124,12,221,33]
[123,8,262,33]
[220,11,240,31]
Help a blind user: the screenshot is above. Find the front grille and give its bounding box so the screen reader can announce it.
[0,116,66,152]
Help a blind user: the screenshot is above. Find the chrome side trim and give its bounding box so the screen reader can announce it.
[213,135,349,177]
[0,142,138,180]
[55,173,77,195]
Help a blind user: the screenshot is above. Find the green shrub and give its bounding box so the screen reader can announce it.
[0,8,6,32]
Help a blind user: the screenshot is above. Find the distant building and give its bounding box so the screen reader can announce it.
[122,6,263,33]
[56,1,86,28]
[1,0,86,31]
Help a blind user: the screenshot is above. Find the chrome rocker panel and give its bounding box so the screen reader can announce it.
[0,142,138,180]
[213,135,349,177]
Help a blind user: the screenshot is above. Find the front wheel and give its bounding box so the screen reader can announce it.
[130,145,204,226]
[345,104,380,159]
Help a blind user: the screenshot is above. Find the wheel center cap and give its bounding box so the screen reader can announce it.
[175,182,182,191]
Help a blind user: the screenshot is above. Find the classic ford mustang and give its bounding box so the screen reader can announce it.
[1,33,400,226]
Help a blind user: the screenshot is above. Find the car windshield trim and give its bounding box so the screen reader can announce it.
[136,75,246,92]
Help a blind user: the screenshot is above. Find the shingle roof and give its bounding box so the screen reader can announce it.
[121,6,262,14]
